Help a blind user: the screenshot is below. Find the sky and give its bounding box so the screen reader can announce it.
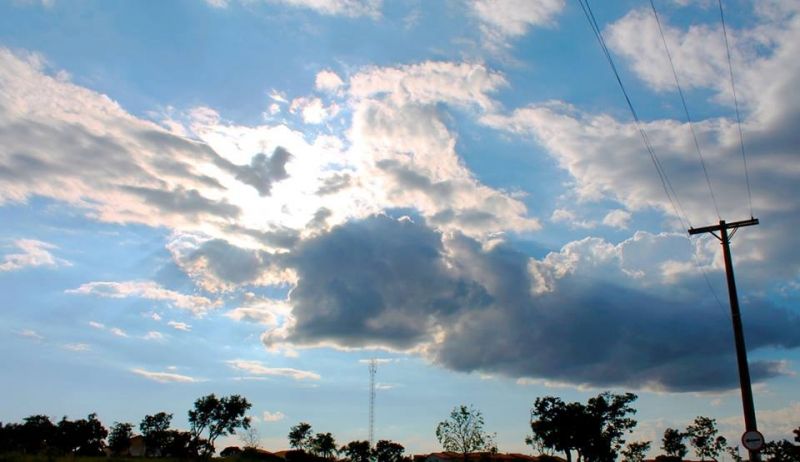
[0,0,799,457]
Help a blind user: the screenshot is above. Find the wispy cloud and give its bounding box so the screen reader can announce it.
[167,321,191,332]
[63,343,91,352]
[17,329,44,341]
[66,281,219,316]
[0,239,70,272]
[227,359,320,381]
[143,331,165,341]
[131,368,198,383]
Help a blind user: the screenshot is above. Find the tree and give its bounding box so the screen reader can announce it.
[525,433,555,456]
[239,426,261,449]
[140,412,173,456]
[163,430,193,458]
[19,415,56,454]
[662,428,688,459]
[726,445,743,462]
[312,432,337,459]
[289,422,314,451]
[530,392,638,462]
[108,422,133,456]
[436,405,496,460]
[188,394,252,456]
[54,413,106,456]
[686,416,727,461]
[375,440,406,462]
[621,441,651,462]
[794,427,800,444]
[762,440,800,462]
[341,440,372,462]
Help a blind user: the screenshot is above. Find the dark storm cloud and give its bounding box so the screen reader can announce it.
[275,214,492,349]
[263,216,800,392]
[316,172,352,195]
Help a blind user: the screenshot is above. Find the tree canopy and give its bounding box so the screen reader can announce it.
[436,405,496,458]
[530,392,638,462]
[188,394,252,456]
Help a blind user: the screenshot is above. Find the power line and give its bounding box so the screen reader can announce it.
[649,0,721,220]
[576,0,693,230]
[718,0,754,218]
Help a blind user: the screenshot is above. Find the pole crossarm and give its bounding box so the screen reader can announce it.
[688,218,758,236]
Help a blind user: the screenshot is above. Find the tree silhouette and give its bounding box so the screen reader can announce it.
[530,392,638,462]
[621,441,650,462]
[108,422,133,456]
[375,439,406,462]
[341,440,371,462]
[289,422,314,451]
[312,432,337,459]
[662,428,688,459]
[686,417,726,461]
[140,412,172,456]
[188,394,252,457]
[436,405,496,461]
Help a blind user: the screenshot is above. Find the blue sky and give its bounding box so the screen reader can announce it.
[1,0,799,457]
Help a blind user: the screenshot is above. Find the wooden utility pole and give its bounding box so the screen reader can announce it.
[689,218,761,462]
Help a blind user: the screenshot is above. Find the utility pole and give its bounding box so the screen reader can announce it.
[368,359,377,446]
[689,218,761,462]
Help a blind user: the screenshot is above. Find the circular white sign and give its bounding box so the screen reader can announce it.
[741,430,765,451]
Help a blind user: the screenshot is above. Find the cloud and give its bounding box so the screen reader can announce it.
[143,331,165,341]
[315,70,344,93]
[227,359,321,380]
[270,0,381,18]
[167,321,192,332]
[262,411,286,422]
[131,368,198,383]
[66,280,220,316]
[225,293,291,326]
[0,239,70,272]
[290,97,341,124]
[602,209,632,229]
[259,214,799,391]
[63,343,90,352]
[109,327,128,337]
[88,321,105,329]
[17,329,44,341]
[166,233,293,293]
[468,0,565,50]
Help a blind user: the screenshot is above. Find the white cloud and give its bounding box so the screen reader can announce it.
[550,208,596,229]
[468,0,565,50]
[270,0,381,18]
[143,331,165,341]
[17,329,44,341]
[315,70,344,93]
[225,294,291,326]
[167,321,192,332]
[227,359,320,380]
[0,239,70,272]
[262,410,286,422]
[290,97,340,124]
[131,368,198,383]
[66,280,219,316]
[63,343,90,352]
[110,327,128,337]
[602,209,632,229]
[88,321,105,329]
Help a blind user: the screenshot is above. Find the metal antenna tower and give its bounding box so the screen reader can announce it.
[368,359,377,446]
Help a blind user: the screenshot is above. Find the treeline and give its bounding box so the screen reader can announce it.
[0,393,251,458]
[1,391,798,462]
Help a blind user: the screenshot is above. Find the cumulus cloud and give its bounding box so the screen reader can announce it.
[131,368,198,383]
[290,97,341,124]
[468,0,565,50]
[66,280,220,316]
[143,331,165,341]
[227,359,320,380]
[0,239,70,272]
[258,215,799,391]
[315,70,344,93]
[225,293,291,326]
[602,209,632,229]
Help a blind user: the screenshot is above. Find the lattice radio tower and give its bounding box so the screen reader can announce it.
[368,359,377,446]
